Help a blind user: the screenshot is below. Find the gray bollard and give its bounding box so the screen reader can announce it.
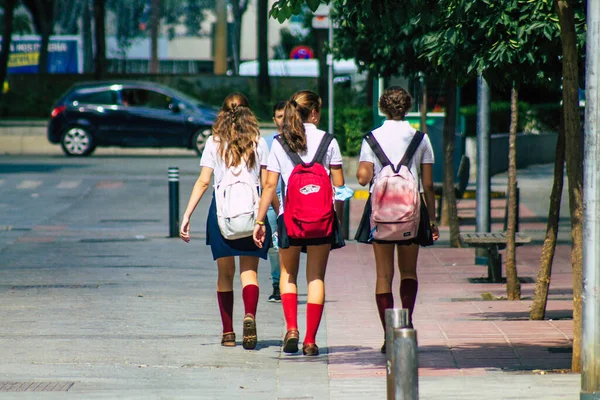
[168,167,180,238]
[386,308,410,399]
[392,328,419,400]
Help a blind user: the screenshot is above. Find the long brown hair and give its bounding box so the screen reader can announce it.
[281,90,321,153]
[212,93,260,168]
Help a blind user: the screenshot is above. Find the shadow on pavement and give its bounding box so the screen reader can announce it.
[0,163,89,173]
[324,341,573,372]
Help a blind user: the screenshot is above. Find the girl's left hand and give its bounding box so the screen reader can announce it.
[253,224,266,248]
[431,224,440,241]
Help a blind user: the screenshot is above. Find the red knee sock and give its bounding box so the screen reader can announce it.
[304,303,324,345]
[242,284,259,317]
[375,293,394,330]
[400,279,418,322]
[217,291,234,333]
[281,293,298,331]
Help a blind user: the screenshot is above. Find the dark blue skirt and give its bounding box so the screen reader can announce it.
[205,195,271,260]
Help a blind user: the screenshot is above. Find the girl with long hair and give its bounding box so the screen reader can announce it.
[355,86,439,353]
[180,93,271,350]
[253,90,346,356]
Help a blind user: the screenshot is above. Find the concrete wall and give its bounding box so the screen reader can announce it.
[465,132,558,179]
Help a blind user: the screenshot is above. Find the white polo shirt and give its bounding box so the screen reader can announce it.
[267,123,343,214]
[200,135,269,186]
[359,119,435,191]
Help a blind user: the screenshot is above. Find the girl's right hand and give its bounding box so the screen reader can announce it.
[180,216,191,243]
[253,224,266,248]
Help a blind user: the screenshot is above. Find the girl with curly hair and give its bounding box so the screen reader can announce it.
[180,93,272,350]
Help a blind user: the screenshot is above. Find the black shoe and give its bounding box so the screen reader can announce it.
[268,285,281,302]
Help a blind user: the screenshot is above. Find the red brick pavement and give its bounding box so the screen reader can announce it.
[325,197,574,381]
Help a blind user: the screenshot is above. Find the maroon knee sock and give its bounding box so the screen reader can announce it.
[304,303,324,345]
[400,279,419,322]
[281,293,298,331]
[375,293,394,329]
[217,291,234,333]
[242,284,259,317]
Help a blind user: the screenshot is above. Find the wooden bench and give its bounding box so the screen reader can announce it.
[460,232,531,283]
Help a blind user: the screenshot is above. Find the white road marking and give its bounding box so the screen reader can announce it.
[0,179,5,186]
[56,180,81,189]
[16,180,42,189]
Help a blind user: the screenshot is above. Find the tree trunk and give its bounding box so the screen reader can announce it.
[420,76,427,134]
[441,80,461,247]
[0,0,17,106]
[505,86,521,300]
[213,0,228,75]
[555,0,583,373]
[257,0,270,99]
[93,0,107,80]
[231,0,241,75]
[149,0,159,74]
[82,0,94,73]
[530,107,565,319]
[33,0,50,74]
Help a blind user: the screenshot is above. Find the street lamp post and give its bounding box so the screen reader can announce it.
[581,1,600,398]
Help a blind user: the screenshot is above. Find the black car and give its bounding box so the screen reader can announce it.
[48,81,218,156]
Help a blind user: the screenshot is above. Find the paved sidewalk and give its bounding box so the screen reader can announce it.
[325,163,578,399]
[0,160,580,399]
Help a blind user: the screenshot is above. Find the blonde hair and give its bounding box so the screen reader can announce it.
[212,93,260,169]
[379,86,412,120]
[281,90,321,153]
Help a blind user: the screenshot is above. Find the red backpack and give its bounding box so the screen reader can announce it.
[276,134,335,239]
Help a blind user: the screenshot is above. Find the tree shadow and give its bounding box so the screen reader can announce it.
[470,309,573,321]
[0,163,89,173]
[323,341,573,372]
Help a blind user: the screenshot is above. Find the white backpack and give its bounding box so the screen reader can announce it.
[365,131,424,241]
[215,164,260,240]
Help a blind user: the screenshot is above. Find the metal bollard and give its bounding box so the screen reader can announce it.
[386,308,410,399]
[391,327,419,400]
[168,167,180,238]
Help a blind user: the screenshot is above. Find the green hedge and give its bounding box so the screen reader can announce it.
[460,101,561,136]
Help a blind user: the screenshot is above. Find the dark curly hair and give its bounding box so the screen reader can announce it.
[379,86,412,120]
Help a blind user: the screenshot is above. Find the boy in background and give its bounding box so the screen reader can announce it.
[264,101,286,302]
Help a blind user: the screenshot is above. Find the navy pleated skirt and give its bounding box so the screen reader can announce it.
[206,195,271,260]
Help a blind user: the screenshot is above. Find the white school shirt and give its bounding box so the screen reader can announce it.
[359,119,435,192]
[267,123,343,215]
[200,135,269,186]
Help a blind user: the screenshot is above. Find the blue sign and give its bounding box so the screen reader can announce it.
[0,36,81,74]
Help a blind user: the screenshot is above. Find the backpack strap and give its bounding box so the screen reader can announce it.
[275,135,303,166]
[363,132,392,167]
[310,133,334,166]
[275,133,334,167]
[397,131,425,170]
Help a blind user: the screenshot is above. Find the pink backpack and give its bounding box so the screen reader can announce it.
[364,131,424,241]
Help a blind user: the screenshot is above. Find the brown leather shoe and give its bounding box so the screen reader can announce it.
[283,329,299,353]
[221,332,236,347]
[302,343,319,356]
[242,314,257,350]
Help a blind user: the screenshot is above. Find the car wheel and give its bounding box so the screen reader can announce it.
[61,127,96,156]
[193,128,211,156]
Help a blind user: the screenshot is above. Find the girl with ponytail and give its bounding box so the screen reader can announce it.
[180,93,272,350]
[253,90,346,356]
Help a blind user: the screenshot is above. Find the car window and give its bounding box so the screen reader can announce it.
[71,90,117,105]
[121,89,172,110]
